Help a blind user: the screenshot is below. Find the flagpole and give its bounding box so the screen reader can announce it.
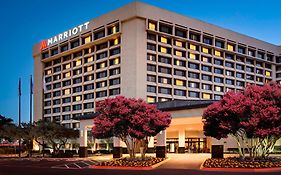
[18,78,21,158]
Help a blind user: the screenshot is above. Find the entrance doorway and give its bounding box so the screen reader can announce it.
[186,138,208,153]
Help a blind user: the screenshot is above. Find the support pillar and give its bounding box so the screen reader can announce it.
[113,137,122,158]
[147,137,155,153]
[178,130,185,153]
[211,145,224,158]
[156,130,166,158]
[79,126,88,157]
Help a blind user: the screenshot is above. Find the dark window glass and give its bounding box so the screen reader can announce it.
[71,39,80,48]
[147,85,156,93]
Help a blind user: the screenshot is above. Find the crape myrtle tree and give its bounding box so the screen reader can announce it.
[203,82,281,158]
[92,96,171,159]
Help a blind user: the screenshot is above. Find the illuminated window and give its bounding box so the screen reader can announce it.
[100,62,106,68]
[162,78,168,84]
[189,53,196,59]
[175,79,184,86]
[202,93,211,99]
[266,71,271,77]
[175,41,183,47]
[65,63,71,69]
[227,44,234,51]
[84,36,91,44]
[202,57,209,63]
[47,69,52,75]
[87,57,93,62]
[76,59,81,66]
[175,60,180,66]
[112,26,117,34]
[148,22,156,30]
[75,96,81,101]
[64,89,70,95]
[160,47,167,53]
[113,58,119,65]
[113,38,119,45]
[147,96,156,103]
[87,66,93,72]
[190,44,196,51]
[65,72,71,78]
[215,86,222,92]
[202,47,209,54]
[160,37,167,43]
[215,50,221,57]
[175,51,182,57]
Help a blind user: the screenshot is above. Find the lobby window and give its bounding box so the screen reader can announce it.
[215,50,222,57]
[62,97,71,104]
[147,75,156,82]
[96,90,107,98]
[159,24,172,34]
[189,32,200,42]
[226,70,234,76]
[84,93,94,100]
[202,56,212,63]
[188,81,199,88]
[109,78,120,86]
[265,71,271,77]
[202,65,211,72]
[174,59,186,67]
[227,43,235,51]
[189,53,199,60]
[109,88,120,96]
[147,96,156,103]
[110,57,120,65]
[238,46,246,54]
[189,44,197,51]
[189,91,199,98]
[147,33,156,41]
[202,74,212,81]
[71,39,80,48]
[147,85,156,93]
[175,28,187,38]
[97,71,107,79]
[174,40,184,47]
[64,72,71,78]
[214,68,223,74]
[226,79,234,85]
[175,79,185,86]
[110,47,120,56]
[83,35,92,44]
[108,24,119,35]
[94,29,105,40]
[215,40,224,48]
[188,63,199,70]
[147,43,156,51]
[96,81,107,88]
[202,93,211,99]
[174,89,186,96]
[215,86,223,92]
[159,77,172,84]
[203,36,213,45]
[174,69,186,77]
[158,56,171,64]
[147,64,156,72]
[158,87,172,95]
[236,72,244,79]
[202,84,212,91]
[84,84,94,91]
[97,51,108,60]
[148,21,156,30]
[188,72,199,79]
[202,47,210,54]
[214,77,223,83]
[158,66,171,74]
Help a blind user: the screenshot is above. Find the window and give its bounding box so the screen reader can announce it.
[158,87,171,95]
[147,96,156,103]
[86,66,93,72]
[64,63,71,69]
[110,47,120,56]
[189,33,200,42]
[54,66,61,73]
[203,36,212,45]
[147,64,156,72]
[225,61,233,68]
[97,51,107,60]
[189,91,199,98]
[214,68,223,74]
[71,39,79,48]
[53,108,60,113]
[147,43,156,51]
[148,22,156,30]
[214,95,222,100]
[84,93,94,100]
[202,47,210,54]
[158,56,171,64]
[226,79,234,85]
[84,84,94,91]
[215,40,224,48]
[94,30,105,40]
[189,44,197,51]
[51,48,58,56]
[174,59,186,67]
[174,89,186,96]
[256,69,263,74]
[237,81,245,87]
[158,66,171,74]
[175,50,184,57]
[110,58,120,65]
[202,56,211,63]
[64,88,71,95]
[202,65,211,72]
[175,28,186,38]
[175,79,185,86]
[188,63,199,70]
[97,42,108,51]
[188,72,199,79]
[215,50,222,57]
[160,46,168,53]
[238,46,246,54]
[53,91,61,97]
[85,56,93,63]
[75,59,82,66]
[248,49,255,57]
[202,84,212,90]
[109,88,120,96]
[109,68,120,76]
[53,99,60,105]
[188,82,199,88]
[202,93,211,99]
[63,97,71,103]
[236,72,244,79]
[73,78,82,84]
[73,86,82,93]
[83,35,91,44]
[215,86,223,92]
[97,71,107,79]
[265,71,271,77]
[63,80,71,87]
[202,74,212,81]
[174,69,186,76]
[147,75,156,82]
[42,52,49,59]
[175,40,183,47]
[62,106,71,112]
[246,66,254,73]
[96,90,107,98]
[61,44,68,52]
[159,24,172,34]
[214,77,223,83]
[236,64,244,70]
[159,77,172,84]
[97,62,107,69]
[226,54,234,60]
[226,70,234,76]
[73,104,82,111]
[74,96,81,102]
[96,81,107,88]
[108,25,119,35]
[46,69,52,75]
[109,78,120,86]
[246,74,254,81]
[189,53,199,60]
[84,102,94,109]
[160,36,168,43]
[227,44,234,51]
[84,75,94,81]
[147,85,156,93]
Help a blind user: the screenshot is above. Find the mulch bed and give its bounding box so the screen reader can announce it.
[203,157,281,168]
[97,156,165,167]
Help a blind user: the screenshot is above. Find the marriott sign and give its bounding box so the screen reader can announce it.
[40,21,90,50]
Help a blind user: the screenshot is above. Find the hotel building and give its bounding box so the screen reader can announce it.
[32,2,281,157]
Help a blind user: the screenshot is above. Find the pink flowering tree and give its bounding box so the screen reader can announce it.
[203,82,281,158]
[92,96,171,159]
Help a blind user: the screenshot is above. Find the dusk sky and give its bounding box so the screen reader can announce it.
[0,0,280,123]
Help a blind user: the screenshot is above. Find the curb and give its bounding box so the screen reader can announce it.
[201,167,281,172]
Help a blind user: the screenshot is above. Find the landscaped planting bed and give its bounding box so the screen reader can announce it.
[203,157,281,168]
[97,156,165,167]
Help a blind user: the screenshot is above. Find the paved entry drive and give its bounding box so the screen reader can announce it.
[52,160,100,169]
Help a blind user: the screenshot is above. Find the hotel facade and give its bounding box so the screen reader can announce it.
[32,2,281,157]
